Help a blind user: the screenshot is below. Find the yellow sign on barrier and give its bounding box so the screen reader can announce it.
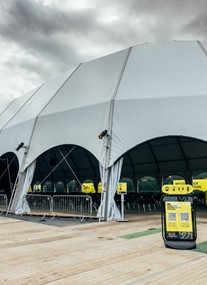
[162,184,193,195]
[193,179,207,191]
[33,183,41,192]
[27,186,32,193]
[81,183,96,193]
[98,182,127,194]
[98,182,102,193]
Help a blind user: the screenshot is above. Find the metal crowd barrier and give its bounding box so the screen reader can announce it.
[25,194,53,215]
[53,195,92,217]
[24,194,93,217]
[0,194,8,212]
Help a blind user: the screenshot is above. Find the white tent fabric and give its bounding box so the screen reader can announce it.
[0,67,77,165]
[0,41,207,219]
[110,41,207,165]
[24,49,129,169]
[97,163,105,220]
[97,159,123,221]
[14,160,36,214]
[107,158,123,221]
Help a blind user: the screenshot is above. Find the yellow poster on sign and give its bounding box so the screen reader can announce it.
[117,182,127,194]
[165,201,192,232]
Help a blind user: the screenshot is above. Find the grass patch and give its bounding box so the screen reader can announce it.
[197,221,207,225]
[119,228,162,239]
[194,241,207,254]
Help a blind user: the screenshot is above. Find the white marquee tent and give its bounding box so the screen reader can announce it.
[1,41,207,220]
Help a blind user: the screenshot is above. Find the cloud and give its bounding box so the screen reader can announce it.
[183,12,207,38]
[0,0,206,108]
[0,1,90,62]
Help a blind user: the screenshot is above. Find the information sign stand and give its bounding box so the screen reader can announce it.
[117,182,128,222]
[161,185,197,250]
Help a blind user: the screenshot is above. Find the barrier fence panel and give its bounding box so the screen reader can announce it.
[25,194,53,215]
[53,195,92,217]
[0,194,8,212]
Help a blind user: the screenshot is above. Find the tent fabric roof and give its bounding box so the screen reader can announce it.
[0,41,207,173]
[111,41,207,165]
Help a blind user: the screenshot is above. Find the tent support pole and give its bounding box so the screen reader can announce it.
[101,47,132,221]
[100,136,111,221]
[102,166,110,221]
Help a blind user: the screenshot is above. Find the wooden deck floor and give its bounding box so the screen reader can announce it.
[0,211,207,285]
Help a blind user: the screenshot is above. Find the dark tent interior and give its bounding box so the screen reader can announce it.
[0,152,19,198]
[1,136,207,212]
[29,136,207,207]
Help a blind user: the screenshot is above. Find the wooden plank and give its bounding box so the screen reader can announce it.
[0,212,206,284]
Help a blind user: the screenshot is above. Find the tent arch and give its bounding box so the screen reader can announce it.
[27,142,100,171]
[137,176,159,193]
[31,143,100,191]
[118,135,207,187]
[0,152,19,198]
[163,174,186,185]
[193,172,207,179]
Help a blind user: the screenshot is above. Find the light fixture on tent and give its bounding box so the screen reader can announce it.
[15,142,27,151]
[98,130,108,139]
[0,156,5,162]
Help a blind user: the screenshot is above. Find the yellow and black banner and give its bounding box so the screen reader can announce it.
[162,184,193,195]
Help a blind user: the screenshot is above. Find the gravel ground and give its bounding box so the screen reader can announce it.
[2,208,206,228]
[0,212,99,227]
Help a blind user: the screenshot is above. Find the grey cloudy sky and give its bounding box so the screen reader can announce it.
[0,0,206,110]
